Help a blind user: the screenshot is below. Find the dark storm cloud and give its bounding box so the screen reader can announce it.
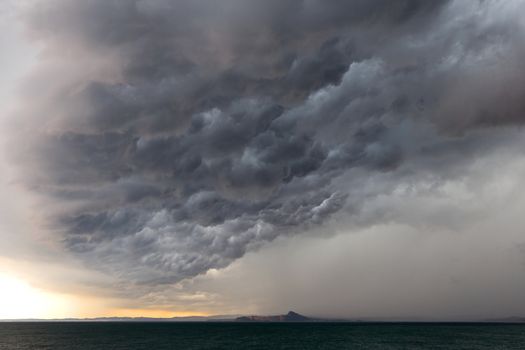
[13,0,525,284]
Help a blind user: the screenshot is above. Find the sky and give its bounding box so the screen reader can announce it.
[1,0,525,320]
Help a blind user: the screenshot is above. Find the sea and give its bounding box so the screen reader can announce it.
[1,322,524,349]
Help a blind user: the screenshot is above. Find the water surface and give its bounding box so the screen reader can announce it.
[1,322,524,349]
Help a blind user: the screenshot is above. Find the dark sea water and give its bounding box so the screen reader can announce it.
[1,322,524,349]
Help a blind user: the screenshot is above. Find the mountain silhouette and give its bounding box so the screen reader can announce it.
[236,311,311,322]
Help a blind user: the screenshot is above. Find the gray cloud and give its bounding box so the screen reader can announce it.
[11,0,525,286]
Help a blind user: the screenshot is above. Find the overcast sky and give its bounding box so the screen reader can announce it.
[1,0,525,319]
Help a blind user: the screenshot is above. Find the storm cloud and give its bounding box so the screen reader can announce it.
[10,0,525,286]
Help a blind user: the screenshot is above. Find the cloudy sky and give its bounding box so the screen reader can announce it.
[1,0,525,319]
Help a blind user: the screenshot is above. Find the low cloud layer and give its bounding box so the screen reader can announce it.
[9,0,525,287]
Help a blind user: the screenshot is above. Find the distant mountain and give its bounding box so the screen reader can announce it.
[236,311,312,322]
[5,312,524,323]
[76,315,235,322]
[0,315,239,322]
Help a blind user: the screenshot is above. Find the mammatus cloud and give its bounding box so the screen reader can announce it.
[10,0,525,286]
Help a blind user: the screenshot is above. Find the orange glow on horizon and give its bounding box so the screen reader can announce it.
[104,308,211,318]
[0,271,214,320]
